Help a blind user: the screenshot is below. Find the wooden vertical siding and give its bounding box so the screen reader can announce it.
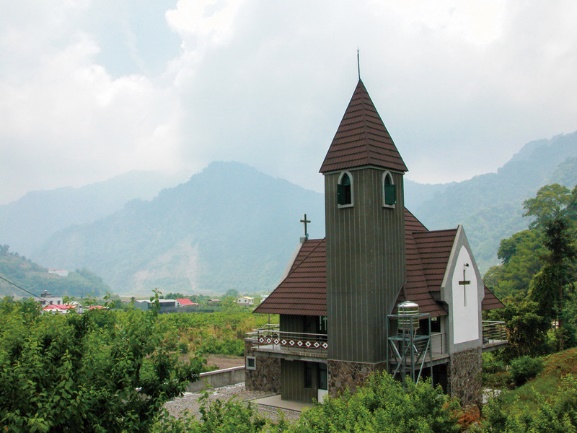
[326,168,406,363]
[280,314,304,333]
[281,360,318,402]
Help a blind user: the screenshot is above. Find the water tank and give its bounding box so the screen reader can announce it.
[397,301,420,331]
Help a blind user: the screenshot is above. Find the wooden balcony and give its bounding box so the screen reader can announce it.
[247,325,327,361]
[246,320,507,362]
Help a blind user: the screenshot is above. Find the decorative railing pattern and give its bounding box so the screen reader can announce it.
[247,325,328,351]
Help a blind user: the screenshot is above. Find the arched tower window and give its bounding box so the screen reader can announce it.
[383,171,396,207]
[337,172,353,207]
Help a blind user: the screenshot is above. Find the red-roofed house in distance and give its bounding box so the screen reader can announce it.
[42,304,78,314]
[245,79,506,406]
[176,298,199,308]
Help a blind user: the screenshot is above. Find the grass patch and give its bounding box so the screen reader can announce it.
[495,347,577,412]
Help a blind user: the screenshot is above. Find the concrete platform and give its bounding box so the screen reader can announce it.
[250,394,313,412]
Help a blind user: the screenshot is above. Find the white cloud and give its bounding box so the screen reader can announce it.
[1,0,576,202]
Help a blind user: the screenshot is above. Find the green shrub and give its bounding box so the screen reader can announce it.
[510,355,543,386]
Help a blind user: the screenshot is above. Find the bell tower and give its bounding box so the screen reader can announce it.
[320,80,408,392]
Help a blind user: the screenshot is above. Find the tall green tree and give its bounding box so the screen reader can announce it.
[524,184,577,350]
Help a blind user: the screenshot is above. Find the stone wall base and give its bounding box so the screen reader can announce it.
[448,347,482,406]
[327,359,387,398]
[244,340,281,393]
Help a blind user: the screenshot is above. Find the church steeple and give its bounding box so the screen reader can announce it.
[320,80,408,174]
[323,79,407,366]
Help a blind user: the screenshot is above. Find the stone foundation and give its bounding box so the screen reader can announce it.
[448,348,482,406]
[244,340,281,393]
[327,359,387,398]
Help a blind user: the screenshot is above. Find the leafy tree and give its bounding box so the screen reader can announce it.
[0,298,205,432]
[490,296,551,361]
[293,372,461,433]
[523,183,573,229]
[524,185,577,350]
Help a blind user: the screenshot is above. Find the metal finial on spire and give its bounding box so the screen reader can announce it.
[357,48,361,80]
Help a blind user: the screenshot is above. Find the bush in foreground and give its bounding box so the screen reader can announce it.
[154,371,462,433]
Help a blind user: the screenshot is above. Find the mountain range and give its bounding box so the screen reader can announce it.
[1,131,576,296]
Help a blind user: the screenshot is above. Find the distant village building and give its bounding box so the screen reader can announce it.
[38,290,63,307]
[42,304,77,314]
[245,79,506,406]
[176,298,199,307]
[236,296,254,306]
[135,299,178,313]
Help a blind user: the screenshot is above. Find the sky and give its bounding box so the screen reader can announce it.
[1,0,577,204]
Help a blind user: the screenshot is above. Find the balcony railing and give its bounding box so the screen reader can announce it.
[431,332,447,355]
[482,321,507,346]
[247,325,328,354]
[247,320,506,357]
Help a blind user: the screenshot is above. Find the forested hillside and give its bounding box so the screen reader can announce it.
[34,162,325,295]
[0,245,109,297]
[414,131,577,272]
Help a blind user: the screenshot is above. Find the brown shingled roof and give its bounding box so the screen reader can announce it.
[413,229,459,293]
[482,286,504,310]
[254,239,326,316]
[400,222,451,316]
[319,80,408,174]
[256,210,468,317]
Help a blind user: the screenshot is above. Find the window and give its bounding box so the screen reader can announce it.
[383,171,396,207]
[337,172,353,207]
[246,356,256,370]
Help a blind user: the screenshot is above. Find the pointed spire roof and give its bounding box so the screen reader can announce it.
[320,80,408,174]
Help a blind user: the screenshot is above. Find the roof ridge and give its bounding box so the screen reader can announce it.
[288,238,325,275]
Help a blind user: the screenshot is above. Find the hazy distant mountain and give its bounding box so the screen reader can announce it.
[413,131,577,272]
[0,171,184,257]
[34,162,325,295]
[7,131,577,295]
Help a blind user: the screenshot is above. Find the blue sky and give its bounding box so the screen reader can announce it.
[1,0,577,203]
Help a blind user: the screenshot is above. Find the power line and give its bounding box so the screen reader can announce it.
[0,274,42,300]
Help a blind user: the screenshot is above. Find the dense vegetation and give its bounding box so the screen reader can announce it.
[477,349,577,432]
[0,296,205,432]
[0,295,274,431]
[0,245,109,297]
[153,371,462,433]
[485,183,577,359]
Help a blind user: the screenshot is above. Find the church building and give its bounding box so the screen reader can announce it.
[245,79,505,406]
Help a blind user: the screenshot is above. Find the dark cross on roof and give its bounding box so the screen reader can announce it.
[459,264,471,306]
[300,214,311,240]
